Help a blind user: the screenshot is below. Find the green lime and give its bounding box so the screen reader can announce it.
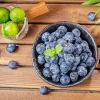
[10,7,25,23]
[3,21,19,36]
[0,7,10,24]
[1,25,7,36]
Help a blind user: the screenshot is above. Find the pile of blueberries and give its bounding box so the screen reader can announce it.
[36,25,96,85]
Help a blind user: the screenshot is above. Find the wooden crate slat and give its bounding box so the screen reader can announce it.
[0,90,100,100]
[0,4,99,24]
[0,67,99,90]
[0,24,100,45]
[0,45,99,67]
[0,0,85,3]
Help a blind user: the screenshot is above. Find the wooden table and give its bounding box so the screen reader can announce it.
[0,0,100,100]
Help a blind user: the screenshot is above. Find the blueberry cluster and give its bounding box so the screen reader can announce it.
[36,26,96,85]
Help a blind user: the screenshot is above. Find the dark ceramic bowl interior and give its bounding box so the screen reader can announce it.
[32,21,98,87]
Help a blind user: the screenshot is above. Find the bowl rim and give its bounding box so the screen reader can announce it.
[32,21,98,87]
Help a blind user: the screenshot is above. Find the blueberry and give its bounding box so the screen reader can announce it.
[43,68,52,78]
[50,41,57,48]
[73,55,80,66]
[54,31,62,39]
[6,43,17,53]
[57,39,66,46]
[44,63,50,68]
[86,57,95,67]
[75,36,82,44]
[40,86,49,95]
[81,40,89,52]
[60,75,70,85]
[63,43,75,54]
[86,49,92,57]
[70,72,78,82]
[45,56,50,63]
[60,62,71,74]
[88,12,96,21]
[80,53,88,63]
[50,55,58,64]
[77,66,88,77]
[50,64,60,74]
[72,28,81,37]
[45,42,50,49]
[63,32,74,43]
[8,60,17,69]
[42,32,50,42]
[51,32,56,36]
[58,58,65,65]
[80,63,87,68]
[48,34,56,42]
[64,54,75,65]
[38,55,45,65]
[71,66,77,71]
[58,52,64,58]
[52,74,60,82]
[74,44,82,55]
[56,26,67,37]
[36,43,45,54]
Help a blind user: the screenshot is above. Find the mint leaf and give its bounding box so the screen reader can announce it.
[44,48,56,56]
[44,49,54,56]
[55,44,63,54]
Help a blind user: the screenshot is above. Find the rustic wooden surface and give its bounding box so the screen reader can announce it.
[0,0,100,100]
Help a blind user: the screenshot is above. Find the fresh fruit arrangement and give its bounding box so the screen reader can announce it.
[35,25,96,85]
[0,7,25,37]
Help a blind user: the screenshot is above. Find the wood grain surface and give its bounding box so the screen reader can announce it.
[0,0,85,3]
[0,4,99,24]
[0,45,99,67]
[0,67,100,90]
[0,24,100,45]
[0,90,100,100]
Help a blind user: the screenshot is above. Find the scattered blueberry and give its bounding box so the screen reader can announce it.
[43,68,52,78]
[86,57,95,67]
[6,43,17,53]
[60,75,70,85]
[50,64,60,74]
[42,32,50,42]
[38,55,45,65]
[36,43,45,54]
[77,66,87,77]
[40,86,49,95]
[72,28,81,37]
[70,72,78,82]
[52,74,60,82]
[88,12,96,21]
[8,60,17,69]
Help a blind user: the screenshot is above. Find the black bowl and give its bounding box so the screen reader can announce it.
[32,21,98,87]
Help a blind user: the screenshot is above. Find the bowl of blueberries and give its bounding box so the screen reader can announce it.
[32,21,98,87]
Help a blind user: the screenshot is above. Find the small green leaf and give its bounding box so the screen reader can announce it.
[95,3,100,6]
[95,7,100,16]
[44,49,54,57]
[82,0,99,6]
[55,44,63,54]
